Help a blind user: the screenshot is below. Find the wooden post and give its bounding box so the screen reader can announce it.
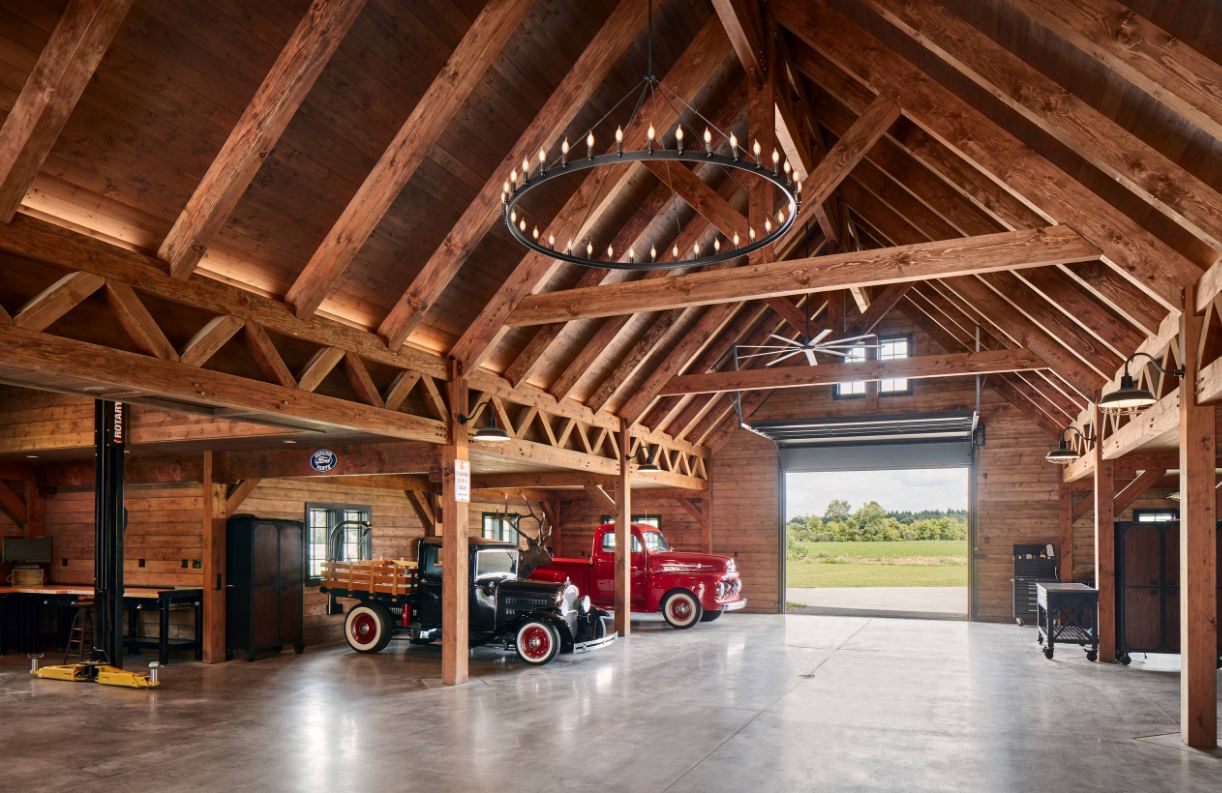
[1177,282,1218,748]
[1058,480,1074,582]
[1092,405,1116,663]
[441,359,469,685]
[614,422,632,637]
[201,451,227,663]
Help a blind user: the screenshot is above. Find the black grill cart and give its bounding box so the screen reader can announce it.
[1012,543,1058,625]
[1036,582,1099,661]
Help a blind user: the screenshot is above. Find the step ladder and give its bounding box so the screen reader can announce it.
[63,597,95,664]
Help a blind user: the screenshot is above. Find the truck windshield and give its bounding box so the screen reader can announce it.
[475,548,518,579]
[642,531,670,551]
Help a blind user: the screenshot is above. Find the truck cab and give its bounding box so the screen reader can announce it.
[530,523,745,628]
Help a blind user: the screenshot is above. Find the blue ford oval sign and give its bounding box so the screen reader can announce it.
[310,449,337,473]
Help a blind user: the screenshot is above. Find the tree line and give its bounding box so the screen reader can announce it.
[787,499,968,543]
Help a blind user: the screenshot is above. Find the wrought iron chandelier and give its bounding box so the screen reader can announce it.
[502,2,800,270]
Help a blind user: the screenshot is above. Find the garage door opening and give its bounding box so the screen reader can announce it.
[784,467,969,619]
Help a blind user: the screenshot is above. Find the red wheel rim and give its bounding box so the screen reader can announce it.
[520,625,552,660]
[670,598,693,622]
[350,612,377,643]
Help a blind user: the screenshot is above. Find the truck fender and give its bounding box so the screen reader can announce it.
[503,610,575,652]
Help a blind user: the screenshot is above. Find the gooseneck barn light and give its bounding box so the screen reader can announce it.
[634,443,661,473]
[1098,352,1183,416]
[458,402,511,443]
[502,1,798,270]
[1044,426,1096,465]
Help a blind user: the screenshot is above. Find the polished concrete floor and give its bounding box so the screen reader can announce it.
[1,614,1218,792]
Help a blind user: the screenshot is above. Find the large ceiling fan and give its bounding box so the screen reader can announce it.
[734,329,880,368]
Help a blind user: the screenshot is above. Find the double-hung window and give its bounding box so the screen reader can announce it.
[834,345,868,397]
[305,503,372,583]
[879,335,912,395]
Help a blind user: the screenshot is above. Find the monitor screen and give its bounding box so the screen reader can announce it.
[3,537,51,563]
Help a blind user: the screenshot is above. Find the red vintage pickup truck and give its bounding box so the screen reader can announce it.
[529,523,745,628]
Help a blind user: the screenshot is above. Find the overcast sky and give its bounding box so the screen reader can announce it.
[785,468,969,520]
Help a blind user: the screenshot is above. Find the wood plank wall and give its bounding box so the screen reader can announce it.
[709,309,1068,621]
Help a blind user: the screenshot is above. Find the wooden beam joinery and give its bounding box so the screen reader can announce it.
[508,226,1099,325]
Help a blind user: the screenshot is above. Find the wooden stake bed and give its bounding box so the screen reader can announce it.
[321,559,417,598]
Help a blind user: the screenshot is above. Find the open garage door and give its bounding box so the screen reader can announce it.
[774,411,977,620]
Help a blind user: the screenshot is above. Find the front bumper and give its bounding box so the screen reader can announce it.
[571,614,617,653]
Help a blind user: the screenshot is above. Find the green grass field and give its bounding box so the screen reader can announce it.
[787,539,968,588]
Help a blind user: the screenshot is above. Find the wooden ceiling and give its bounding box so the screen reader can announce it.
[0,0,1218,456]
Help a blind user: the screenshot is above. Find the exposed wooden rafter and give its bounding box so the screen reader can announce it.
[0,0,133,221]
[158,0,366,278]
[284,0,533,319]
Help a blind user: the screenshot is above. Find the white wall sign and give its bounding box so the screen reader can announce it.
[454,458,471,503]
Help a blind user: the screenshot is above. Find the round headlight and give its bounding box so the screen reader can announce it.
[579,595,592,614]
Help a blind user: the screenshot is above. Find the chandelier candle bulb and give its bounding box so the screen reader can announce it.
[713,237,721,252]
[510,208,517,223]
[752,138,761,162]
[522,156,530,181]
[628,246,636,262]
[675,125,684,154]
[548,233,555,248]
[586,132,595,160]
[615,126,623,155]
[732,231,740,246]
[749,226,756,241]
[532,226,540,241]
[647,124,655,154]
[650,244,657,261]
[607,244,614,258]
[519,218,527,233]
[538,147,546,175]
[586,241,594,257]
[672,243,679,259]
[729,132,739,160]
[510,168,517,187]
[560,138,569,166]
[771,148,780,173]
[693,241,700,256]
[703,127,713,156]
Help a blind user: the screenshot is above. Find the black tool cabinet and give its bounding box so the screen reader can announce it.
[1115,519,1222,667]
[1012,543,1058,626]
[226,515,304,661]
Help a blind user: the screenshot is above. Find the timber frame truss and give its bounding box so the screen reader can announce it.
[0,216,706,489]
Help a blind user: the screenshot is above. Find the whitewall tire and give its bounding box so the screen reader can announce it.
[515,620,560,665]
[345,603,392,653]
[662,590,703,629]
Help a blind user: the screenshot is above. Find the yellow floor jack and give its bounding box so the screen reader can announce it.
[29,653,160,689]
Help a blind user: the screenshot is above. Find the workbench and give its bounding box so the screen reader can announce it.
[0,585,203,665]
[1036,582,1099,662]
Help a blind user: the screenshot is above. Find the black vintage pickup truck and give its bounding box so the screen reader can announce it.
[321,538,614,665]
